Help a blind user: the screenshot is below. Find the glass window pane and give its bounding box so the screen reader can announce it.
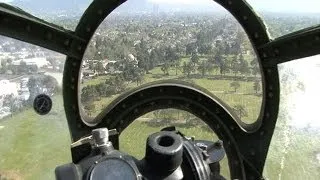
[246,0,320,38]
[0,0,92,30]
[263,55,320,179]
[120,108,230,179]
[80,0,263,125]
[0,35,70,180]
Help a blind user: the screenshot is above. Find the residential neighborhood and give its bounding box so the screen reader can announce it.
[0,36,65,119]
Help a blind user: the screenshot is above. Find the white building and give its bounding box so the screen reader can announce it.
[12,57,50,68]
[0,80,19,107]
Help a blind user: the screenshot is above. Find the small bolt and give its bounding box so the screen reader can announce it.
[202,151,210,160]
[250,149,256,156]
[46,32,52,40]
[214,140,223,148]
[262,53,267,58]
[77,123,82,128]
[64,39,70,46]
[196,142,207,150]
[26,25,31,32]
[265,112,270,118]
[191,136,195,141]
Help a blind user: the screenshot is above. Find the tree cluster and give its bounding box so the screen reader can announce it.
[27,75,59,104]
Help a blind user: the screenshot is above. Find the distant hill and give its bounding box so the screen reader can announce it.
[9,0,151,14]
[9,0,223,15]
[10,0,91,14]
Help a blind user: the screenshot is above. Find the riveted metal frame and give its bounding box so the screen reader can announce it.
[62,0,279,179]
[258,25,320,66]
[0,4,86,59]
[0,0,319,179]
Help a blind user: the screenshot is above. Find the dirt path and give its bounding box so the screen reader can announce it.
[136,117,151,122]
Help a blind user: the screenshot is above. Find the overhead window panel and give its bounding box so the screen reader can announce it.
[246,0,320,38]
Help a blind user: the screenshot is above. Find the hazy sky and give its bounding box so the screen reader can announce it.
[1,0,320,13]
[149,0,320,13]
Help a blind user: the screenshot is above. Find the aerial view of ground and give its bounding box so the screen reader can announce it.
[1,0,320,179]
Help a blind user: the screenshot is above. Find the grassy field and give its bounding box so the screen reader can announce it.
[263,127,320,180]
[0,95,320,180]
[0,96,71,180]
[82,59,263,123]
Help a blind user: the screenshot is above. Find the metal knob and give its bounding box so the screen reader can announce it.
[92,128,109,147]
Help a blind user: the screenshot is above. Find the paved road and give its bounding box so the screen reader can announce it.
[45,72,63,86]
[210,90,249,95]
[136,117,151,122]
[6,72,63,86]
[6,75,26,82]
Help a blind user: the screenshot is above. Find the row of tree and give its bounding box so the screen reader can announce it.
[178,53,259,78]
[2,75,59,114]
[81,73,131,115]
[229,80,261,94]
[88,34,260,79]
[0,60,38,75]
[143,104,249,128]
